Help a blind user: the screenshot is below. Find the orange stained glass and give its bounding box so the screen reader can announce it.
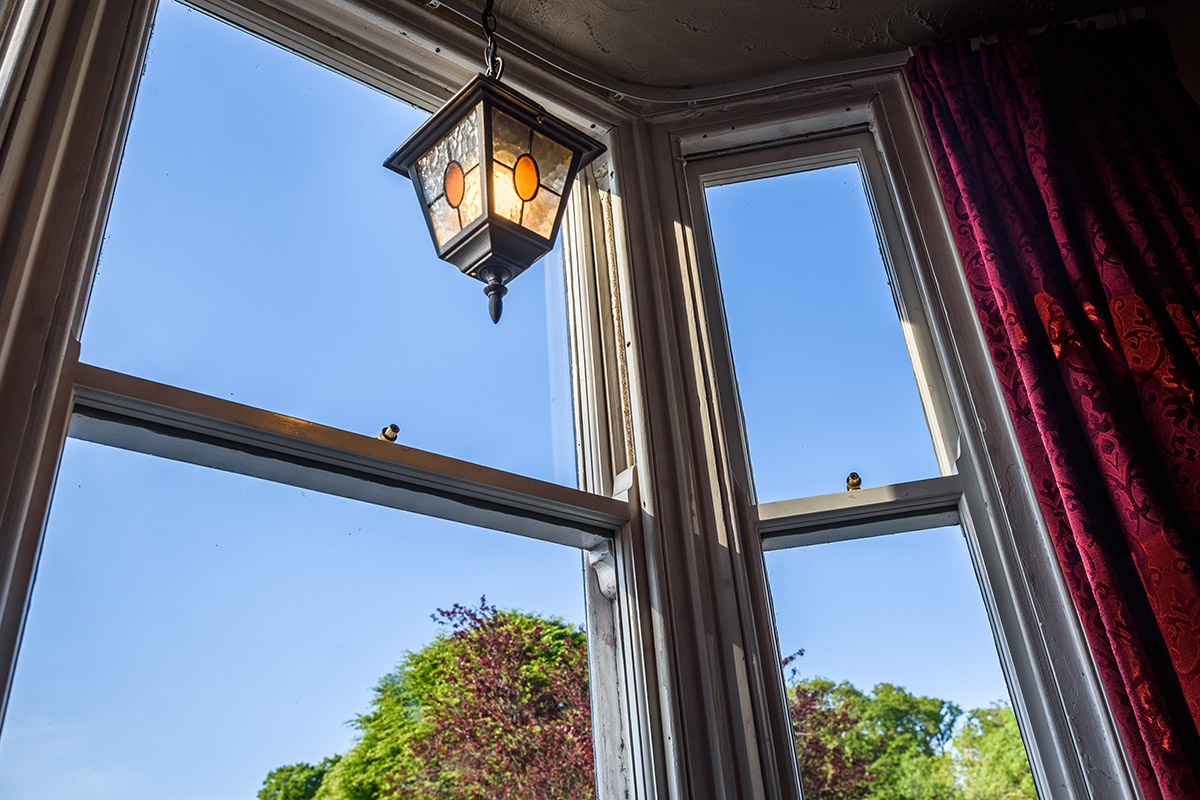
[444,161,465,208]
[514,154,540,202]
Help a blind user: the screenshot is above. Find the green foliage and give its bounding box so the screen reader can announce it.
[851,682,962,800]
[261,603,590,800]
[386,601,594,800]
[855,683,962,757]
[954,705,1036,800]
[310,665,433,800]
[261,606,1037,800]
[786,678,1034,800]
[258,757,340,800]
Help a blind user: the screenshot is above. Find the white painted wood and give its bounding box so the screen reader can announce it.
[607,106,805,798]
[71,364,626,548]
[0,0,159,733]
[582,466,641,800]
[758,475,962,527]
[763,512,961,550]
[758,475,963,549]
[564,163,630,497]
[0,0,50,141]
[858,134,962,473]
[567,130,683,798]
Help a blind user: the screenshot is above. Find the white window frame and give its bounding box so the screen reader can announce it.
[0,1,1145,799]
[0,0,637,794]
[639,72,1141,799]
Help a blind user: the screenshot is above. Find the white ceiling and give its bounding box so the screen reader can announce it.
[431,0,1147,101]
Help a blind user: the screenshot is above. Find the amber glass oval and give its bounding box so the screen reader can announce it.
[513,154,540,202]
[444,160,465,208]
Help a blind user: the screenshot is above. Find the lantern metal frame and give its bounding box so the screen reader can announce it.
[384,73,605,321]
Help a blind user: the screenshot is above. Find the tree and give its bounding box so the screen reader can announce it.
[259,757,341,800]
[310,668,427,800]
[787,678,874,800]
[386,600,594,800]
[785,678,966,800]
[260,600,593,800]
[852,683,962,800]
[954,705,1036,800]
[261,605,1035,800]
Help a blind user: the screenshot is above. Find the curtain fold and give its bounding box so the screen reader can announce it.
[906,23,1200,800]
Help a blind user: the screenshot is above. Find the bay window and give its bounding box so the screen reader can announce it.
[0,0,1143,798]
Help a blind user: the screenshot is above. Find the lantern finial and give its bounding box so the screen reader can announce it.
[483,270,508,323]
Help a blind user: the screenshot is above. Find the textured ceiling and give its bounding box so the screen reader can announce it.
[442,0,1146,98]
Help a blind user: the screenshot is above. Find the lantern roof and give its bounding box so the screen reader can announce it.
[383,73,605,181]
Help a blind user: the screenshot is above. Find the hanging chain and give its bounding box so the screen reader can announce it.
[481,0,504,79]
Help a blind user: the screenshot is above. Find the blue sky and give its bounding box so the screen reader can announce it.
[0,3,1021,797]
[705,164,943,502]
[707,165,1010,717]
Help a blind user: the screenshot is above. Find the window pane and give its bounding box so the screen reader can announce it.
[765,528,1038,800]
[81,1,576,485]
[705,164,939,501]
[0,440,593,799]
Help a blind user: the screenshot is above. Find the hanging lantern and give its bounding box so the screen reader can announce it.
[383,2,605,323]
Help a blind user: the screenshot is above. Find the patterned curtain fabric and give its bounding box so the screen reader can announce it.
[906,23,1200,800]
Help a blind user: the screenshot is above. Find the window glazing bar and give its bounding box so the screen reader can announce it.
[758,474,962,549]
[70,364,627,549]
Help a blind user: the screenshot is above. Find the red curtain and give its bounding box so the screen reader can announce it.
[907,22,1200,800]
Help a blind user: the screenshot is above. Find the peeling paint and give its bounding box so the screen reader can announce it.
[581,15,612,55]
[829,23,888,49]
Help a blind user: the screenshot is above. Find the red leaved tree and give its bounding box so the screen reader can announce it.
[788,679,875,800]
[386,600,594,800]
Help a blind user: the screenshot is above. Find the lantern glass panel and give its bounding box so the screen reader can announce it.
[460,164,482,222]
[491,108,531,170]
[416,103,484,247]
[492,162,524,224]
[531,131,573,194]
[524,186,561,238]
[489,108,575,240]
[429,196,459,246]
